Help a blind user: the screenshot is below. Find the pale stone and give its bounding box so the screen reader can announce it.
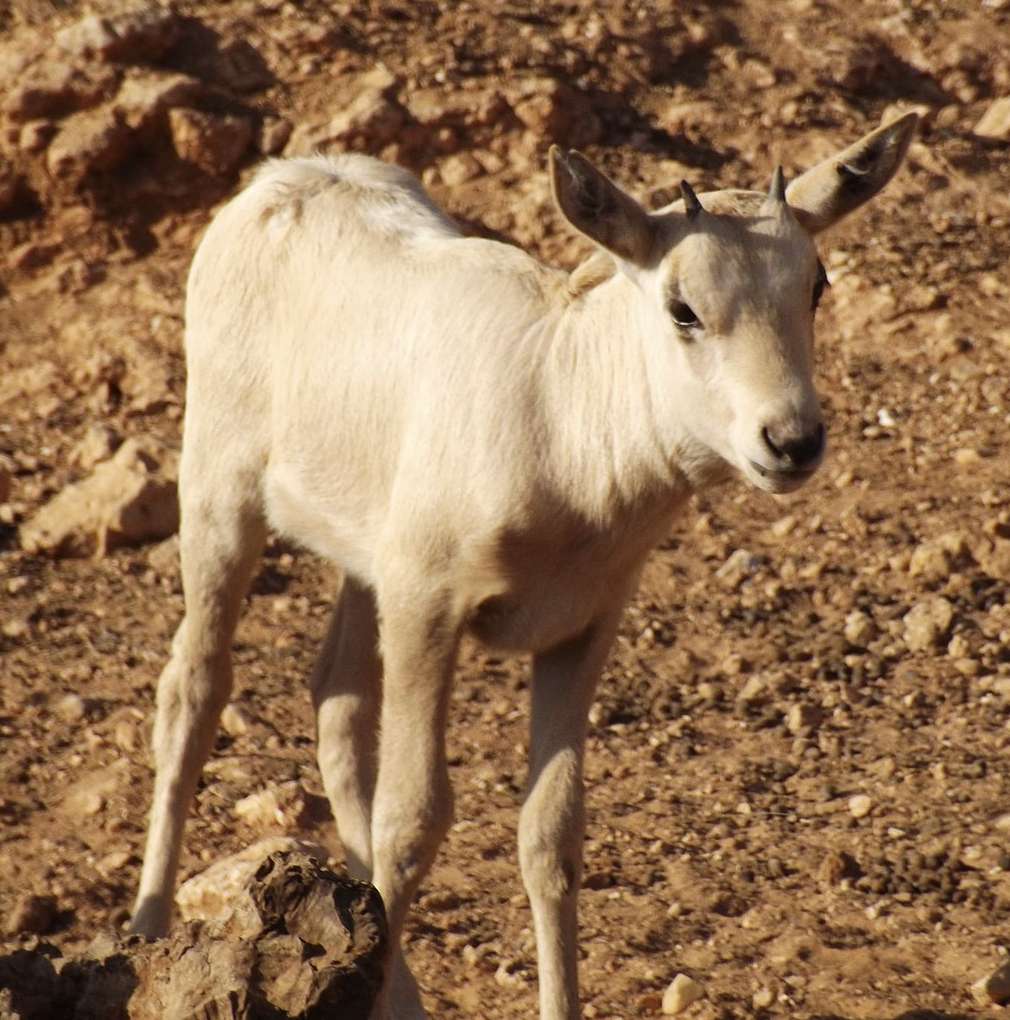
[54,692,87,723]
[662,973,705,1015]
[902,596,955,652]
[175,837,329,922]
[974,97,1010,140]
[234,781,311,832]
[844,609,876,645]
[220,702,251,737]
[20,436,179,557]
[848,794,873,819]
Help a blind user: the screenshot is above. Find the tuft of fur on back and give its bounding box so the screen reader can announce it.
[248,153,460,242]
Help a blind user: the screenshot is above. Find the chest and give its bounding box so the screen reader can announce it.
[464,502,677,653]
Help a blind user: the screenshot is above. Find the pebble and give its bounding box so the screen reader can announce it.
[786,702,822,736]
[974,97,1010,140]
[54,692,86,723]
[843,609,876,645]
[662,974,705,1015]
[220,702,251,737]
[752,985,776,1009]
[902,597,954,653]
[849,794,873,819]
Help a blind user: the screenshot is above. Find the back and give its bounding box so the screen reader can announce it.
[183,154,561,576]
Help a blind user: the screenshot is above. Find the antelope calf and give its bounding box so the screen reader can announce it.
[131,114,917,1019]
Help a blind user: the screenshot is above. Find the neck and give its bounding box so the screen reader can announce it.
[531,268,692,525]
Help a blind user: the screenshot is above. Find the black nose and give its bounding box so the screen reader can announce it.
[761,422,825,469]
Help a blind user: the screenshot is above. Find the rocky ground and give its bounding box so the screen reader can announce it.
[3,0,1010,1017]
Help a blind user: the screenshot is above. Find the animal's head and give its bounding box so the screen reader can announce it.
[550,114,917,494]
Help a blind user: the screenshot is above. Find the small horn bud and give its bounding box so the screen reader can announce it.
[769,165,787,202]
[680,180,702,220]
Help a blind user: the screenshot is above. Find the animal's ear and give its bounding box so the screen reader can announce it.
[785,113,918,235]
[550,146,656,266]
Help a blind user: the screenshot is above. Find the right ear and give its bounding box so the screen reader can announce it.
[550,146,656,266]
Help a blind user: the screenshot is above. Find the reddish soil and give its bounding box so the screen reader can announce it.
[2,1,1010,1017]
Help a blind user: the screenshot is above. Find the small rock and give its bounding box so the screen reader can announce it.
[902,596,955,652]
[5,893,59,936]
[786,702,822,735]
[737,675,767,704]
[234,781,311,833]
[908,541,951,582]
[843,609,876,645]
[974,97,1010,141]
[220,702,251,737]
[716,549,762,589]
[54,692,87,723]
[752,985,776,1009]
[848,794,873,819]
[0,464,10,504]
[175,837,329,922]
[662,973,705,1015]
[168,107,252,176]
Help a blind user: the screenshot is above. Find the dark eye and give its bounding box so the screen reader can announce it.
[670,300,701,329]
[812,261,829,311]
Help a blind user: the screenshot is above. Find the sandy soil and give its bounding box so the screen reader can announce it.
[2,0,1010,1017]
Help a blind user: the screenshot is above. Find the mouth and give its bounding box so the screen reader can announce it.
[746,459,820,493]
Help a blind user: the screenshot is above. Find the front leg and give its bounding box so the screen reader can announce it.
[520,608,624,1020]
[370,576,462,1020]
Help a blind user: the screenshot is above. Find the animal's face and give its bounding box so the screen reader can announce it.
[643,197,827,493]
[549,112,917,493]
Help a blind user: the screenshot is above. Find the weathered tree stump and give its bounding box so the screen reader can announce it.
[0,851,386,1020]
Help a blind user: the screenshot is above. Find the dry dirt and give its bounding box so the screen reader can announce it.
[2,1,1010,1018]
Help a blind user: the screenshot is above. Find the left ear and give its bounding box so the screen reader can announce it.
[785,113,918,235]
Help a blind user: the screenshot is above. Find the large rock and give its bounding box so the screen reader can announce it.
[46,108,134,181]
[176,837,330,923]
[2,60,117,121]
[55,5,181,65]
[0,852,386,1020]
[20,436,179,558]
[113,71,203,132]
[135,852,387,1020]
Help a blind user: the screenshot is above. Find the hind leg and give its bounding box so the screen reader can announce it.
[131,471,266,937]
[310,574,382,882]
